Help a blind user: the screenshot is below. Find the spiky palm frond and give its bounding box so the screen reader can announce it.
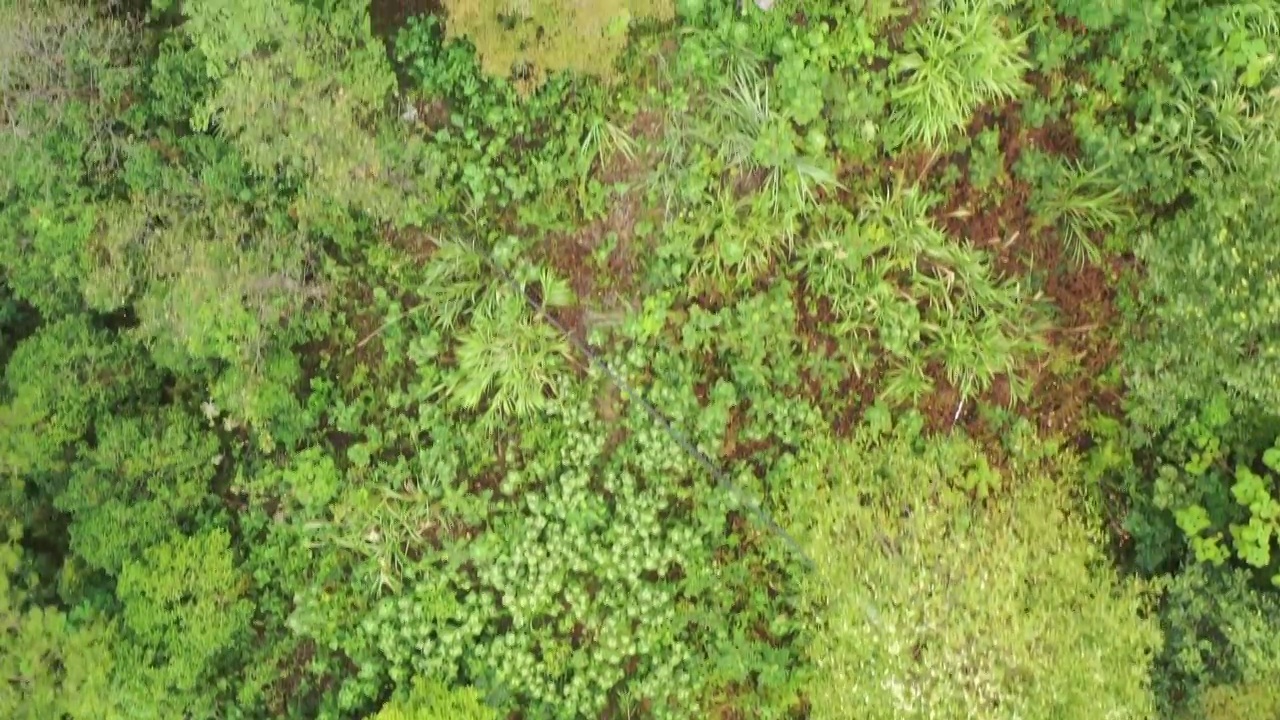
[850,177,1048,405]
[789,157,841,208]
[709,65,840,212]
[1030,162,1128,265]
[689,185,794,289]
[712,65,771,172]
[860,182,950,271]
[1230,1,1280,36]
[443,293,570,423]
[579,115,639,172]
[418,238,492,331]
[796,219,882,315]
[935,312,1040,406]
[1155,79,1280,181]
[880,359,935,405]
[890,0,1030,148]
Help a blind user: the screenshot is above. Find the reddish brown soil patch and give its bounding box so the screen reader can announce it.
[793,282,878,435]
[266,640,351,717]
[917,368,1018,464]
[631,109,665,141]
[721,402,781,463]
[382,223,439,259]
[882,0,927,47]
[409,97,451,132]
[1032,255,1128,430]
[541,148,657,340]
[924,102,1125,440]
[368,0,441,43]
[882,147,943,190]
[266,640,316,715]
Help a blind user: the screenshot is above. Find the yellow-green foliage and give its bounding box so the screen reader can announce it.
[442,0,674,91]
[0,543,120,720]
[182,0,402,227]
[794,429,1161,720]
[1197,676,1280,720]
[367,678,495,720]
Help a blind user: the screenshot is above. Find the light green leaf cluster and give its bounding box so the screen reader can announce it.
[442,0,675,92]
[0,317,152,490]
[114,529,254,717]
[357,393,712,719]
[796,428,1161,720]
[1126,164,1280,432]
[57,410,218,575]
[0,543,121,720]
[366,677,496,720]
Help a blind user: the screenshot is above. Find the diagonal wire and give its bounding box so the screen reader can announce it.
[475,250,817,571]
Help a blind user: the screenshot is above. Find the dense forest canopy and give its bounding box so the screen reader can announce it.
[2,0,1279,718]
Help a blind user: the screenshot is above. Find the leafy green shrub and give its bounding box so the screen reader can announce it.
[0,317,156,500]
[1089,395,1280,717]
[1155,564,1280,718]
[114,529,253,718]
[358,394,713,718]
[180,0,406,231]
[794,425,1161,720]
[1173,437,1280,578]
[965,127,1007,193]
[56,410,219,575]
[298,361,815,720]
[0,542,120,720]
[1054,0,1280,203]
[1124,167,1280,434]
[0,0,142,325]
[1101,393,1280,583]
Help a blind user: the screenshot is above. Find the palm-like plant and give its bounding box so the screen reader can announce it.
[411,237,574,423]
[709,66,839,212]
[417,238,492,331]
[880,359,935,405]
[714,65,772,169]
[1029,161,1128,265]
[1155,79,1280,180]
[690,185,785,289]
[579,114,639,173]
[443,292,571,425]
[825,178,1049,405]
[889,0,1030,148]
[859,181,950,272]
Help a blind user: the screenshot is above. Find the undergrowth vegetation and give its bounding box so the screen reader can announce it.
[2,0,1278,718]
